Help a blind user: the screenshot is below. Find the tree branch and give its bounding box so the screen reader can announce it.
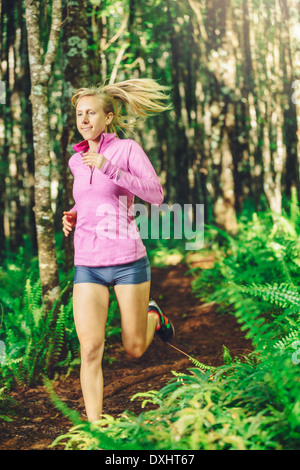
[187,0,208,42]
[40,0,62,84]
[25,0,43,82]
[25,0,62,85]
[100,11,129,52]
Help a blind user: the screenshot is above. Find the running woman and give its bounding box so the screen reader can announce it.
[62,78,174,422]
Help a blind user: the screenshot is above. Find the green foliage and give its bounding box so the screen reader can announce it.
[0,386,21,422]
[0,275,74,389]
[0,256,122,390]
[50,199,300,450]
[51,350,299,450]
[188,203,300,353]
[3,196,300,449]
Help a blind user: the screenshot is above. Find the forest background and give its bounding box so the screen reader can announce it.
[1,0,300,451]
[1,0,300,309]
[1,0,300,311]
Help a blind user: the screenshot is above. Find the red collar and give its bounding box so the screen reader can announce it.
[72,132,117,153]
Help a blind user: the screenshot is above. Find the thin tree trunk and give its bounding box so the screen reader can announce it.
[166,0,193,205]
[8,34,24,251]
[60,0,90,272]
[209,0,238,232]
[287,0,300,198]
[261,1,285,215]
[25,0,61,314]
[21,5,37,254]
[245,0,263,210]
[280,0,299,198]
[0,0,10,258]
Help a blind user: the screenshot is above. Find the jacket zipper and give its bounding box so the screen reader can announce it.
[85,134,104,185]
[90,167,94,184]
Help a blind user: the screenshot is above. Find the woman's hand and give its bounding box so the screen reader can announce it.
[82,151,107,170]
[62,210,77,237]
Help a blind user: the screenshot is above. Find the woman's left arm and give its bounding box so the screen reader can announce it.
[82,141,164,206]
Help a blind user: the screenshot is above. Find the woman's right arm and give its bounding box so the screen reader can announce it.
[62,210,77,237]
[64,157,78,237]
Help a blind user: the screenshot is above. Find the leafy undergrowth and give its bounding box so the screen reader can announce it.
[49,195,300,450]
[2,194,300,450]
[49,344,300,450]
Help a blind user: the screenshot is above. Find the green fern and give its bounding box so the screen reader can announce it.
[0,277,77,388]
[188,356,218,372]
[130,390,163,408]
[222,345,234,365]
[46,304,67,367]
[237,283,300,309]
[273,328,300,351]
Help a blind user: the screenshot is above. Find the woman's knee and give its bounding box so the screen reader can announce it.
[123,338,146,359]
[80,341,104,364]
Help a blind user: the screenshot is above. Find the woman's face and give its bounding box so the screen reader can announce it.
[76,95,113,141]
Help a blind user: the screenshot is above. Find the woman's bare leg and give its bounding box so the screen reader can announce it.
[113,281,158,358]
[73,282,109,422]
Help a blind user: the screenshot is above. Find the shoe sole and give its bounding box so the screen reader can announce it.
[156,320,175,344]
[148,300,175,343]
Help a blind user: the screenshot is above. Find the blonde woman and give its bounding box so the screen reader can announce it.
[62,79,174,422]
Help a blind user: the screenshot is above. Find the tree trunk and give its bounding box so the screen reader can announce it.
[60,0,90,272]
[25,0,61,314]
[244,0,264,210]
[261,0,286,215]
[287,0,300,200]
[0,0,9,258]
[208,0,238,232]
[279,0,298,199]
[167,1,194,205]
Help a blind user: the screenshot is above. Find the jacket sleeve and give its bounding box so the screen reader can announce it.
[99,140,164,206]
[68,156,78,212]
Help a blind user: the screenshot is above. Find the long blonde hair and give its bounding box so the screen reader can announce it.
[71,78,171,133]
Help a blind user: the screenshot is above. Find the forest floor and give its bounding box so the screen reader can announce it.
[0,257,253,450]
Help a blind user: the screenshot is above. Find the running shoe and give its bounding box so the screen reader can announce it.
[148,299,175,343]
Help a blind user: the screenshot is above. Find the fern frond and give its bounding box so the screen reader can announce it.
[273,329,300,351]
[188,356,217,371]
[222,345,234,365]
[238,283,300,308]
[46,304,66,366]
[130,390,162,408]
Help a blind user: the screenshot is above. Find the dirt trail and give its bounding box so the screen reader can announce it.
[0,262,252,450]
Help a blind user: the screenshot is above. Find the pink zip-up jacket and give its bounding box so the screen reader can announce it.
[68,132,164,266]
